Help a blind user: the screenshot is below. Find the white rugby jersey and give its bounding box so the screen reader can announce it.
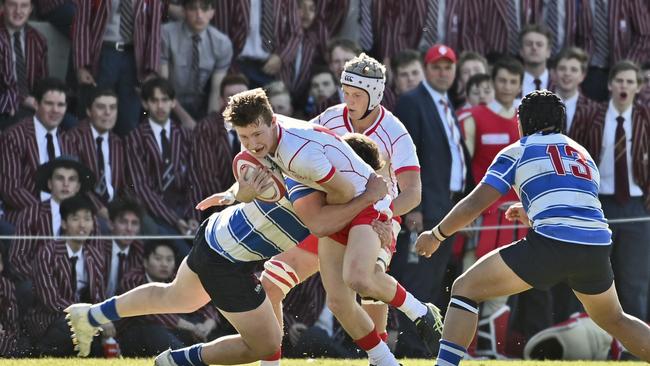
[311,104,420,198]
[268,115,375,197]
[204,179,314,262]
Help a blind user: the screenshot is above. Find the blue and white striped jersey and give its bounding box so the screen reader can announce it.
[482,133,612,245]
[204,179,315,262]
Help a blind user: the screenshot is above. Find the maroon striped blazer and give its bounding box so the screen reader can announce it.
[99,239,144,290]
[576,0,650,65]
[571,101,650,209]
[125,120,200,227]
[0,276,19,356]
[0,23,48,115]
[9,200,54,281]
[567,93,599,138]
[278,25,324,98]
[282,273,326,331]
[211,0,300,67]
[62,121,127,208]
[26,239,107,339]
[0,118,68,224]
[524,0,578,54]
[372,0,427,61]
[191,112,234,201]
[35,0,67,15]
[72,0,162,81]
[117,267,219,331]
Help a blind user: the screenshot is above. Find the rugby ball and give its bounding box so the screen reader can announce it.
[232,150,286,202]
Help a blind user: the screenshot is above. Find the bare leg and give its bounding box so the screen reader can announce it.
[441,248,531,347]
[200,297,283,364]
[261,246,320,330]
[364,303,389,335]
[116,258,211,317]
[574,284,650,361]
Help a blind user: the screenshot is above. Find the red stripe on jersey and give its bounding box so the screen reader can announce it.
[364,106,386,137]
[266,270,294,288]
[342,107,353,132]
[287,140,311,172]
[315,166,336,184]
[395,166,421,175]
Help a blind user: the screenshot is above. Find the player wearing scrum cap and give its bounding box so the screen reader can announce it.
[258,53,431,363]
[416,90,650,365]
[63,138,392,365]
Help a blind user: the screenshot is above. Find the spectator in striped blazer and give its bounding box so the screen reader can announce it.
[72,0,163,136]
[33,0,75,38]
[576,0,650,102]
[211,0,301,89]
[191,74,246,217]
[160,0,233,129]
[117,240,220,357]
[312,38,362,116]
[9,156,95,283]
[520,24,555,97]
[637,61,650,106]
[519,0,579,58]
[572,60,650,323]
[0,78,69,225]
[27,194,107,356]
[391,49,425,101]
[125,78,200,260]
[62,88,126,228]
[0,0,48,129]
[0,243,21,357]
[550,47,598,137]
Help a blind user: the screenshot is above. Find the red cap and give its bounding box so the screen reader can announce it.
[425,44,457,64]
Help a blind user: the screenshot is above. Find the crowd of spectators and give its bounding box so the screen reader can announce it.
[0,0,649,360]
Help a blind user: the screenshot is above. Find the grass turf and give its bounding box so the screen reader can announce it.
[0,360,645,366]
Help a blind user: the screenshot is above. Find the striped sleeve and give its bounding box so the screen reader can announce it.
[481,142,522,194]
[285,178,318,202]
[0,126,39,210]
[33,244,73,313]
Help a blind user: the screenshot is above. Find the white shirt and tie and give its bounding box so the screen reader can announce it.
[106,241,130,297]
[90,125,115,201]
[66,243,87,298]
[561,93,579,132]
[522,69,550,97]
[34,117,61,202]
[599,101,642,196]
[148,119,171,156]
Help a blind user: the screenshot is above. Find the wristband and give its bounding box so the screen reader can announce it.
[432,225,448,241]
[223,191,236,205]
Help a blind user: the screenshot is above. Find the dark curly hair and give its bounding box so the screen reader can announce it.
[518,90,566,136]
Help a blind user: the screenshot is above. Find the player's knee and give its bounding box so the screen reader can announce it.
[451,273,478,299]
[260,259,300,301]
[326,292,354,316]
[252,328,282,356]
[344,275,373,297]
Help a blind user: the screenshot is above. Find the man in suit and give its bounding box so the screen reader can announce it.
[27,194,106,356]
[572,60,650,322]
[192,73,247,218]
[126,77,200,259]
[0,0,48,129]
[63,88,125,227]
[0,77,69,225]
[551,47,598,137]
[393,43,470,357]
[576,0,650,101]
[72,0,163,136]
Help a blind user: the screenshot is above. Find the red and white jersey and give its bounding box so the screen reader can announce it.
[269,115,374,198]
[310,104,420,199]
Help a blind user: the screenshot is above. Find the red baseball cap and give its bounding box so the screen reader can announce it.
[425,44,457,64]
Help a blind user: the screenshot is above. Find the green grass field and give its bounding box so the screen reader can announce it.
[0,360,644,366]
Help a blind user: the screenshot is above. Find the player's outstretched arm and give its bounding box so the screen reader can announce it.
[416,183,502,258]
[293,174,388,237]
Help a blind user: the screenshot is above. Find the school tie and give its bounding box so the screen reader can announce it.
[420,0,440,49]
[506,0,520,55]
[591,0,609,67]
[119,0,135,43]
[70,255,78,292]
[359,0,374,51]
[13,31,28,96]
[160,129,174,191]
[534,78,542,90]
[46,132,56,162]
[545,0,560,54]
[260,0,275,52]
[191,34,201,90]
[614,116,630,203]
[95,136,109,202]
[440,99,466,190]
[117,252,127,284]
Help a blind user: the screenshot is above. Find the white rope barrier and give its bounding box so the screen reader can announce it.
[1,216,650,240]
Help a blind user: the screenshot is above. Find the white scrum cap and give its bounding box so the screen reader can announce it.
[340,53,386,116]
